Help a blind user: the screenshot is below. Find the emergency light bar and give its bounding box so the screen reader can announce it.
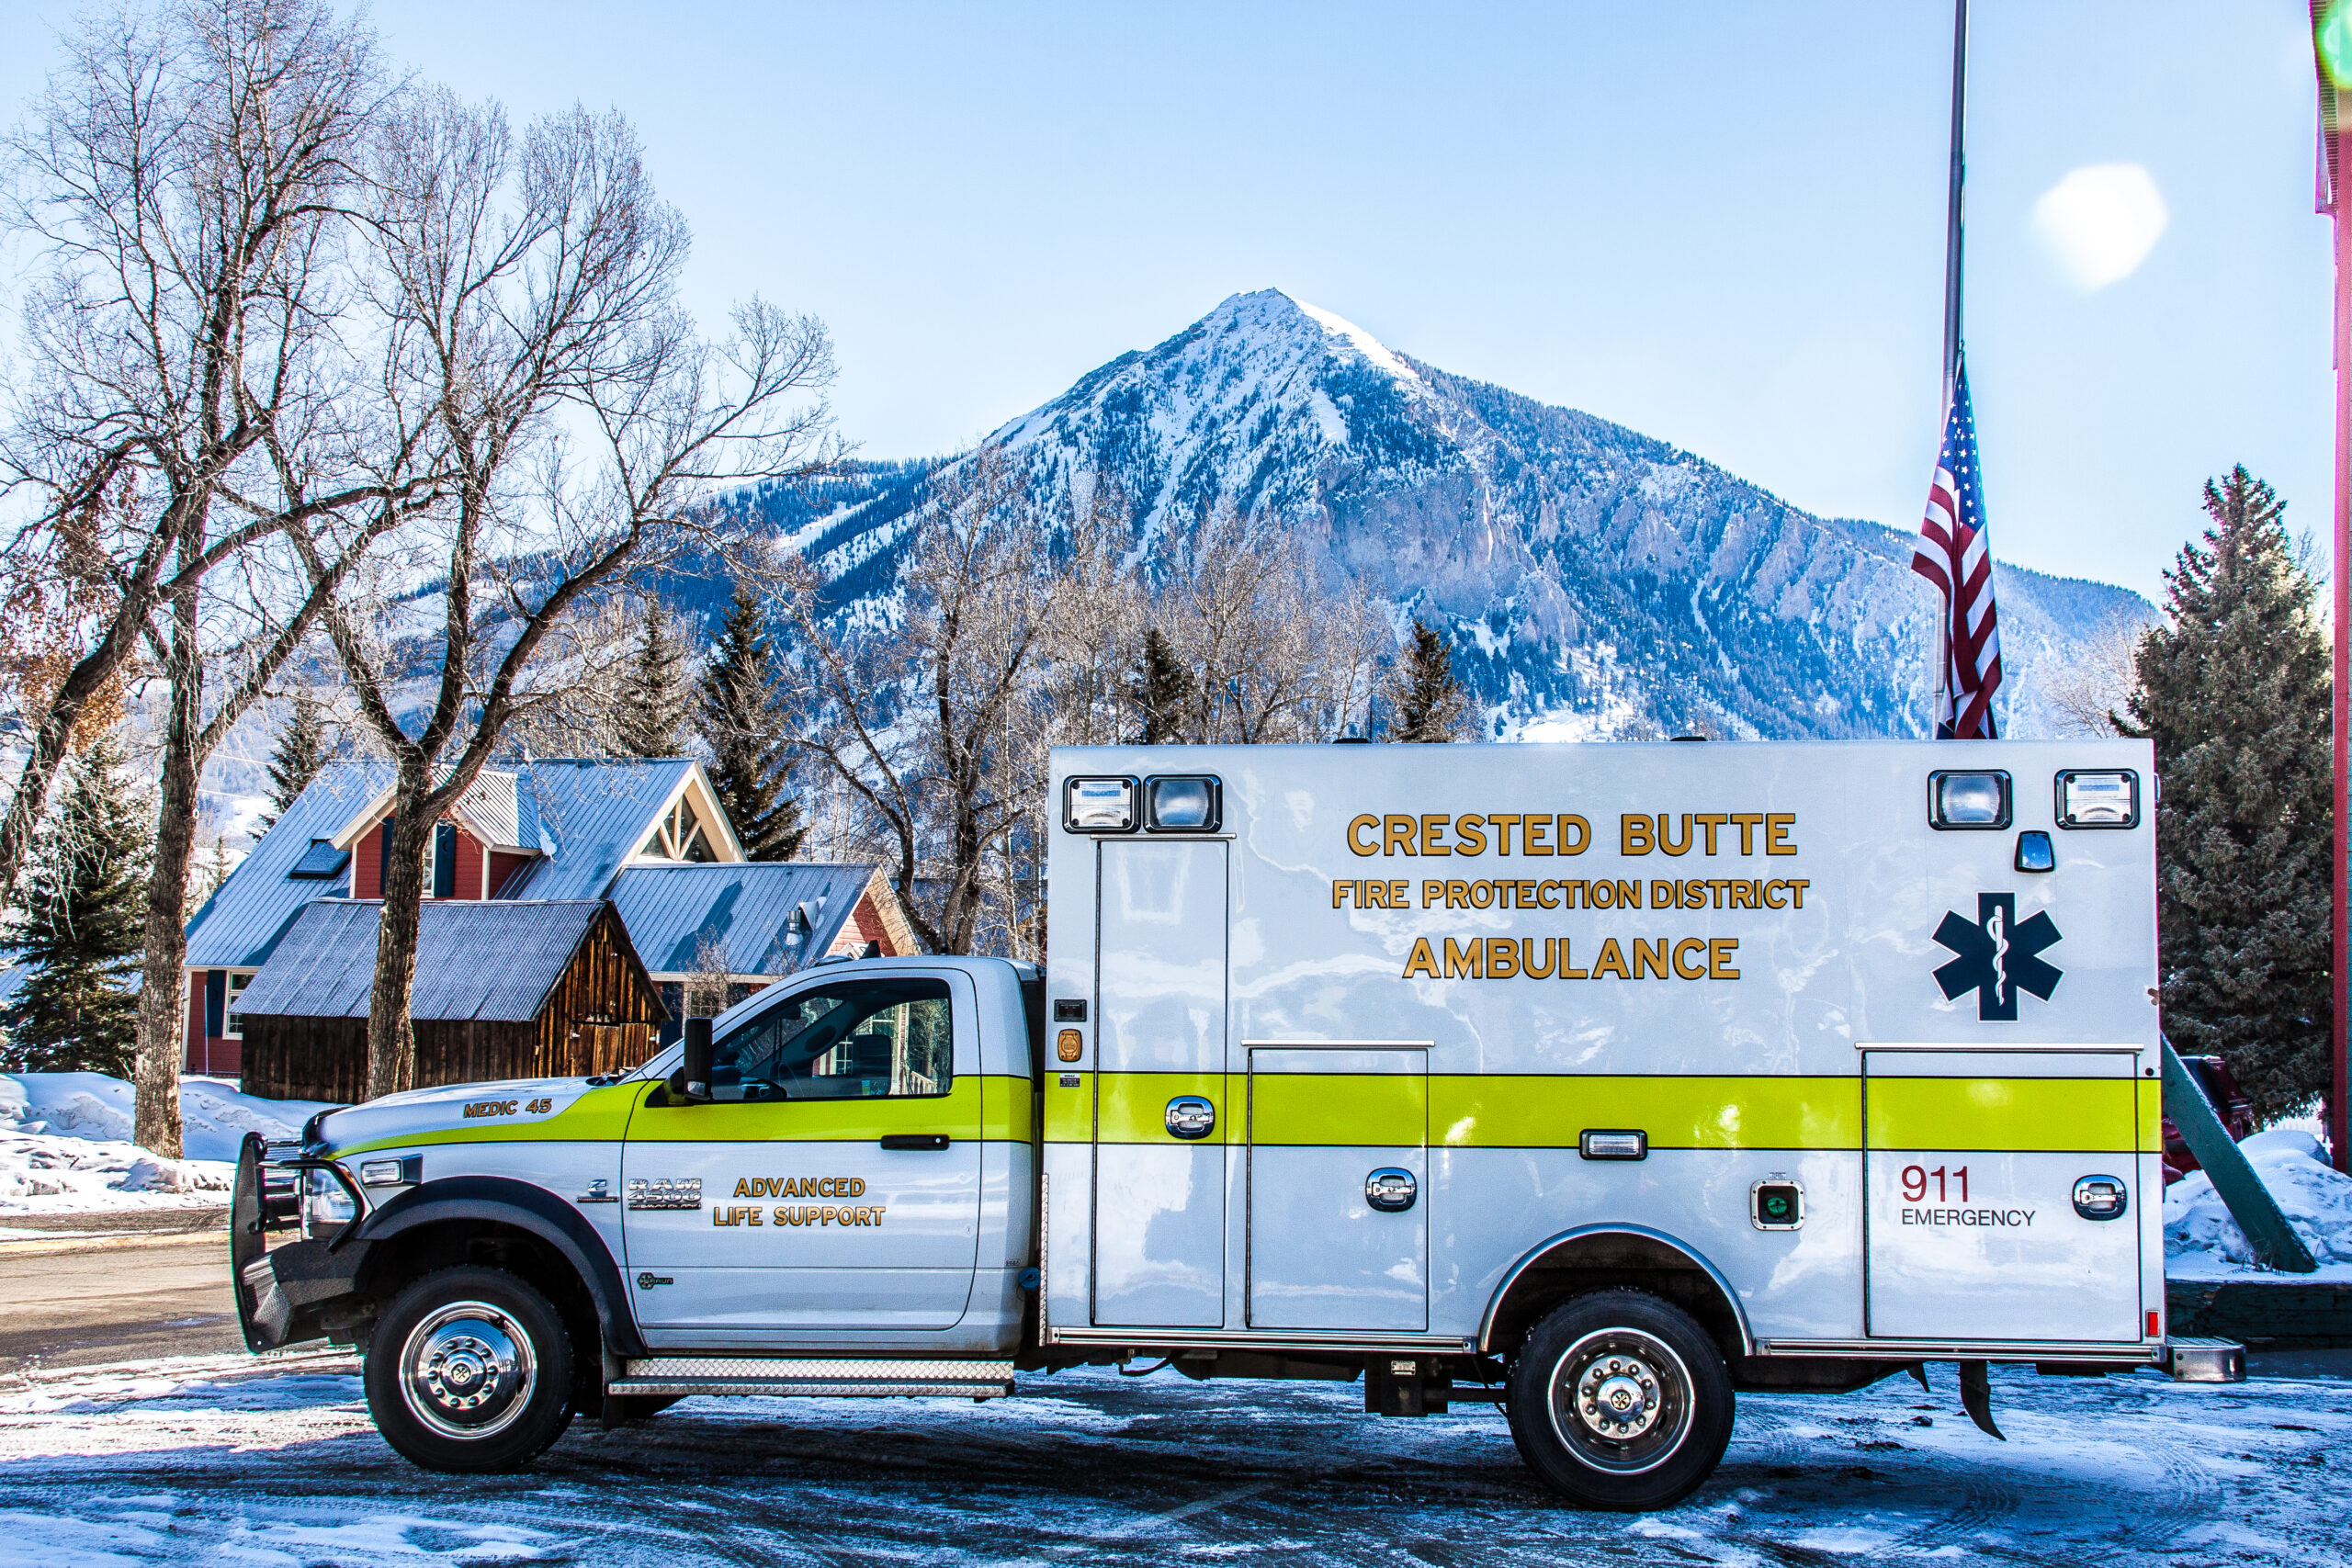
[1064,774,1226,833]
[1063,776,1136,832]
[2055,770,2139,829]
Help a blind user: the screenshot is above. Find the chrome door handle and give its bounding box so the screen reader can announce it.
[879,1134,951,1151]
[1164,1096,1216,1140]
[1365,1168,1417,1212]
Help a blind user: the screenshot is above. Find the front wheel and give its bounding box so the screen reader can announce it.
[365,1266,575,1472]
[1505,1290,1734,1511]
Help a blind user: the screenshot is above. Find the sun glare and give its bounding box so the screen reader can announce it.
[2031,164,2169,293]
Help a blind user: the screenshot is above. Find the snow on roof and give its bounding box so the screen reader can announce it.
[497,760,699,901]
[606,862,879,977]
[184,760,705,971]
[184,762,395,970]
[232,899,621,1022]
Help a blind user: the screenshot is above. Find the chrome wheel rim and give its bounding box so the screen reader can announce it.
[1545,1327,1694,1474]
[400,1301,537,1441]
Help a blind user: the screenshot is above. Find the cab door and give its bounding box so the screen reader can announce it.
[1092,839,1228,1328]
[1863,1048,2145,1342]
[622,970,982,1343]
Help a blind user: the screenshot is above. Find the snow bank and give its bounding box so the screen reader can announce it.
[0,1072,337,1214]
[2165,1127,2352,1280]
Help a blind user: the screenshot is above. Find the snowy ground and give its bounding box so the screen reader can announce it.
[0,1353,2345,1566]
[0,1074,332,1216]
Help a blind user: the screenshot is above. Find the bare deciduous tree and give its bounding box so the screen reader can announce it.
[314,90,835,1100]
[779,449,1074,955]
[1149,505,1388,745]
[2042,609,2153,739]
[0,0,449,1153]
[780,464,1397,960]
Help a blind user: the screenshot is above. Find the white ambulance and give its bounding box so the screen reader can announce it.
[234,739,2222,1511]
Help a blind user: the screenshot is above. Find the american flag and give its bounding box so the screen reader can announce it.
[1911,353,2001,739]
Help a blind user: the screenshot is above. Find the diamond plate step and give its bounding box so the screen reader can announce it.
[611,1358,1015,1399]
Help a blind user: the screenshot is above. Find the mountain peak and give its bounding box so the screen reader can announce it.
[1202,288,1418,383]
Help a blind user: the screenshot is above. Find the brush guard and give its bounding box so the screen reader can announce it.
[232,1132,368,1352]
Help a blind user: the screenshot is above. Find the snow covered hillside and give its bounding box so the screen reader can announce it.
[731,289,2151,740]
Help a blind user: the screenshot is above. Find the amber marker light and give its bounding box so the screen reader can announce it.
[1056,1029,1083,1063]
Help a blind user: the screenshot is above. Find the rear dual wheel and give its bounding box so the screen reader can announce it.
[1505,1290,1735,1511]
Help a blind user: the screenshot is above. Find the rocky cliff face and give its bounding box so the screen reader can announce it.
[729,288,2146,739]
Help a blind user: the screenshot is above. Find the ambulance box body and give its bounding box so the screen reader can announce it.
[1039,739,2163,1359]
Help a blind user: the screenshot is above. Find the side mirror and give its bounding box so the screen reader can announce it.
[680,1018,714,1103]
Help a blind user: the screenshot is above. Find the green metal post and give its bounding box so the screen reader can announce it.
[2162,1040,2317,1273]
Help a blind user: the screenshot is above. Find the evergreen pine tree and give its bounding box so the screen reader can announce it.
[1384,618,1472,742]
[1130,626,1193,743]
[697,581,805,860]
[2123,467,2333,1124]
[615,600,692,758]
[254,689,331,834]
[0,729,153,1077]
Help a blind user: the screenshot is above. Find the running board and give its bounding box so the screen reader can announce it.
[611,1358,1015,1400]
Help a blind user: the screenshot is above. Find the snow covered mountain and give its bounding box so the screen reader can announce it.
[733,288,2148,740]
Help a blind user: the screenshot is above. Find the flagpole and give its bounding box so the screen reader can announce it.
[1932,0,1970,739]
[1942,0,1968,406]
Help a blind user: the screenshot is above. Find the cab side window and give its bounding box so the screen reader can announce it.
[709,977,953,1102]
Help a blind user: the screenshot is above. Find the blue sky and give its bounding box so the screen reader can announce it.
[0,1,2328,603]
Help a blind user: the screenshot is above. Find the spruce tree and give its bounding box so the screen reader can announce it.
[254,688,331,833]
[615,600,692,758]
[2123,467,2332,1124]
[1385,618,1472,742]
[0,729,153,1077]
[697,581,805,861]
[1131,626,1193,743]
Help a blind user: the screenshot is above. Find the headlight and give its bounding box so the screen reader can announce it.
[358,1156,420,1187]
[300,1167,357,1237]
[2055,769,2139,829]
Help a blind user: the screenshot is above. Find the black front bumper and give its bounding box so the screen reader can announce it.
[232,1133,368,1351]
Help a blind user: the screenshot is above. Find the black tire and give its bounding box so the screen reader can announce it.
[365,1266,575,1472]
[1504,1290,1735,1511]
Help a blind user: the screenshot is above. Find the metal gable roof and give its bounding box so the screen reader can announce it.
[454,772,523,850]
[497,759,697,901]
[232,899,613,1021]
[606,862,878,976]
[184,762,395,969]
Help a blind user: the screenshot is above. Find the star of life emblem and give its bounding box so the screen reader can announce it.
[1931,893,2062,1021]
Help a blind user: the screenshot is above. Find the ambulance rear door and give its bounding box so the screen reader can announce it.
[1862,1047,2148,1343]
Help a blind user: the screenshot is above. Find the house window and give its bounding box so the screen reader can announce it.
[639,795,718,863]
[222,973,252,1040]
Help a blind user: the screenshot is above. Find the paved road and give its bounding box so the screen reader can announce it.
[0,1212,243,1375]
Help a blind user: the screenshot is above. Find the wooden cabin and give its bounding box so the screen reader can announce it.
[232,898,665,1102]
